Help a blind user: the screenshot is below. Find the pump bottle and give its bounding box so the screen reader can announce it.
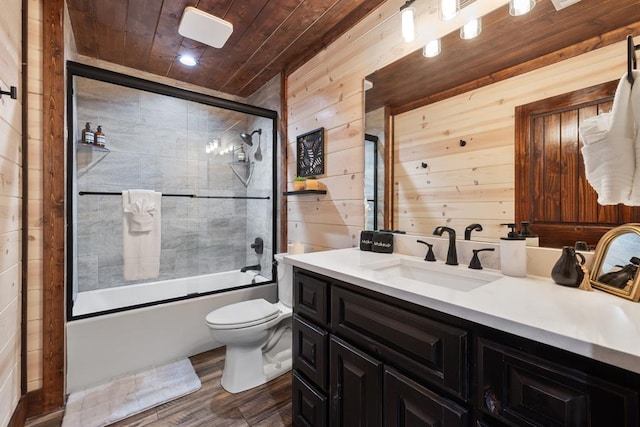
[500,223,527,277]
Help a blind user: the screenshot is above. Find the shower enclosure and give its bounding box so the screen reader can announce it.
[66,62,278,320]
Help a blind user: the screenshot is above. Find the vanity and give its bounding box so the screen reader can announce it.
[287,248,640,426]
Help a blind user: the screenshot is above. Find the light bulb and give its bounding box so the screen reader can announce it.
[509,0,536,16]
[460,18,482,40]
[423,39,441,58]
[179,54,197,66]
[401,6,415,43]
[439,0,459,21]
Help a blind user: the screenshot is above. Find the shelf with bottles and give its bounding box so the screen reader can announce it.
[77,142,110,153]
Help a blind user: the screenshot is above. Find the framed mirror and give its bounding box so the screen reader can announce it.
[590,224,640,301]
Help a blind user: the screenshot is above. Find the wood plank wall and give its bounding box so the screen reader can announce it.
[286,0,512,251]
[27,0,44,395]
[0,0,23,424]
[393,42,626,240]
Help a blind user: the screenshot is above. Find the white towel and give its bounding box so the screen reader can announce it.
[122,190,162,280]
[628,76,640,204]
[580,73,637,205]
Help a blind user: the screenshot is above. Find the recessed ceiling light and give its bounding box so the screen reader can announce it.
[179,55,197,67]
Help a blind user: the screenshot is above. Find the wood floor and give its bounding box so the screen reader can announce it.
[26,347,292,427]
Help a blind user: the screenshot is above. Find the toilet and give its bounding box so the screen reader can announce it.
[205,253,293,393]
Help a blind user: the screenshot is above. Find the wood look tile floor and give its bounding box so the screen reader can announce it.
[26,347,292,427]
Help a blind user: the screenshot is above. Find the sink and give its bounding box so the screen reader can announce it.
[361,257,501,292]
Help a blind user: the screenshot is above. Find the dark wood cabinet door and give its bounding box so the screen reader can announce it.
[293,371,328,427]
[384,367,468,427]
[330,335,383,427]
[332,285,468,397]
[478,338,639,427]
[293,314,329,392]
[294,269,330,326]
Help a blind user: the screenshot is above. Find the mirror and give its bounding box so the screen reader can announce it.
[362,0,638,245]
[590,224,640,301]
[364,107,385,231]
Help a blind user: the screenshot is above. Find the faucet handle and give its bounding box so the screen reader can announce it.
[416,240,436,262]
[469,248,495,270]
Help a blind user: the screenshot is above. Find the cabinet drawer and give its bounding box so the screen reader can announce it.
[293,314,329,392]
[384,367,468,427]
[331,286,468,397]
[478,338,639,427]
[293,371,328,427]
[294,269,330,326]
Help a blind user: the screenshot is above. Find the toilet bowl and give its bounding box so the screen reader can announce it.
[205,253,292,393]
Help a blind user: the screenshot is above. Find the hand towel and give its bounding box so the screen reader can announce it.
[122,190,162,280]
[627,75,640,204]
[124,198,157,232]
[579,73,637,205]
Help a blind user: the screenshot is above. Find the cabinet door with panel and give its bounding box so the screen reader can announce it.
[332,285,468,397]
[478,338,639,426]
[293,371,328,427]
[384,367,469,427]
[330,335,383,427]
[293,314,329,392]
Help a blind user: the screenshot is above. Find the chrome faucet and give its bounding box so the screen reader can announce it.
[464,223,483,240]
[433,226,458,265]
[240,264,261,273]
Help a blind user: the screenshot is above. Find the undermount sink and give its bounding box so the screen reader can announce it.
[361,257,501,292]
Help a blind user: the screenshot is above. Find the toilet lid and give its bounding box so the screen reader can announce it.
[205,298,280,329]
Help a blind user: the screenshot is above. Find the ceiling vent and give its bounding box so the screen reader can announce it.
[178,7,233,49]
[550,0,582,11]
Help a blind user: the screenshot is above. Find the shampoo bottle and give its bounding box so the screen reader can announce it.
[95,125,106,147]
[81,122,94,145]
[500,223,527,277]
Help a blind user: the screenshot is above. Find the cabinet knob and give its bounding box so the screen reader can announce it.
[484,389,502,415]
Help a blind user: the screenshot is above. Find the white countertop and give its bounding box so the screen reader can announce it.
[284,248,640,374]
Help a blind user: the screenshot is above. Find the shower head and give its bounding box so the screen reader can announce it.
[240,129,262,146]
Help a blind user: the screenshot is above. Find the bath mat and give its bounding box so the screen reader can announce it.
[61,359,201,427]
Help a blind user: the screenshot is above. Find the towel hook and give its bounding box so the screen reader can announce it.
[0,85,17,100]
[627,35,639,85]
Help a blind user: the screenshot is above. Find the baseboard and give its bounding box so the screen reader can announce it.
[8,395,26,427]
[25,389,43,419]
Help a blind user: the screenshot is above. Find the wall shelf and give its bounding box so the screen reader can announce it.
[283,189,327,196]
[78,142,109,152]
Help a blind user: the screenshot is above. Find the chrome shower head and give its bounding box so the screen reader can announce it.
[240,129,262,146]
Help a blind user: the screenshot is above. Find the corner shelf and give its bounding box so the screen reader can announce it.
[283,190,327,196]
[77,142,109,152]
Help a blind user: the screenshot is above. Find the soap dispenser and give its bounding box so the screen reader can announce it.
[500,223,527,277]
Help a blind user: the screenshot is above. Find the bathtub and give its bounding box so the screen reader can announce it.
[66,270,276,393]
[72,270,270,316]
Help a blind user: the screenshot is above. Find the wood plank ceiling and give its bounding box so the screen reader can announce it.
[365,0,640,114]
[66,0,386,97]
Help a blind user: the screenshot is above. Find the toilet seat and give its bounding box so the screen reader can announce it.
[205,298,280,330]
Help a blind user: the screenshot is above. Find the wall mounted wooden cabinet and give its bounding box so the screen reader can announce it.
[515,80,640,248]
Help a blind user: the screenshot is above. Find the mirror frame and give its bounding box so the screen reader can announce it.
[590,223,640,301]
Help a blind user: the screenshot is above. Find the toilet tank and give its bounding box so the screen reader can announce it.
[274,253,292,308]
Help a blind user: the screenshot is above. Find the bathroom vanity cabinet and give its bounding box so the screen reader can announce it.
[291,266,640,427]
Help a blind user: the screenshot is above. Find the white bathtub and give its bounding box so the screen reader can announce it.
[66,270,276,393]
[73,270,269,316]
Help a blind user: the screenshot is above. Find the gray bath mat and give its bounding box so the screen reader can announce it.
[62,358,201,427]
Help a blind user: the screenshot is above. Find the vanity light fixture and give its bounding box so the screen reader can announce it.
[400,0,416,43]
[460,17,482,40]
[423,39,441,58]
[509,0,536,16]
[179,54,197,66]
[439,0,460,21]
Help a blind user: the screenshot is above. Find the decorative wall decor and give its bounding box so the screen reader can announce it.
[296,127,324,177]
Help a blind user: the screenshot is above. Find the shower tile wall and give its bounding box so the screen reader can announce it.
[75,78,256,291]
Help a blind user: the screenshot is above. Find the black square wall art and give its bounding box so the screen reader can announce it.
[296,127,324,177]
